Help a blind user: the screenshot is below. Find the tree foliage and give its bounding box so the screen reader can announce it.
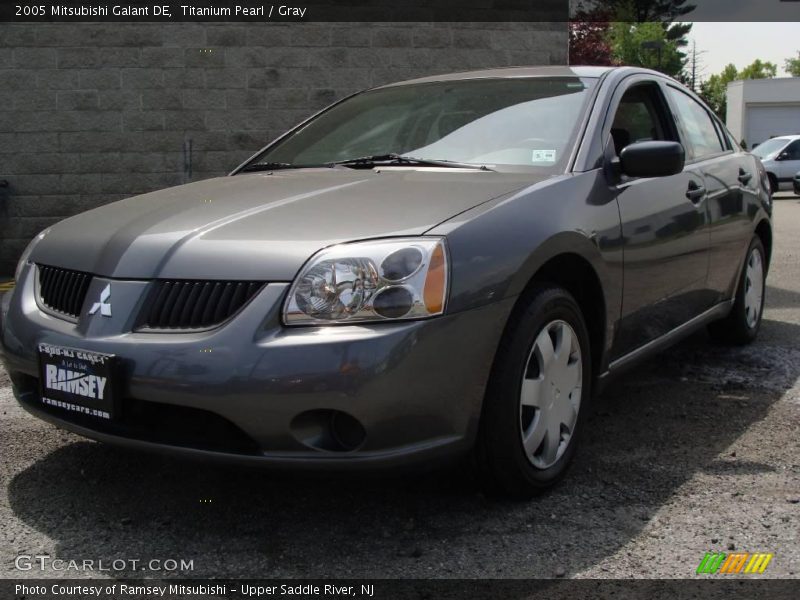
[699,61,777,120]
[569,9,616,66]
[603,0,695,22]
[569,0,693,79]
[785,52,800,77]
[738,59,777,80]
[607,21,686,77]
[698,64,738,120]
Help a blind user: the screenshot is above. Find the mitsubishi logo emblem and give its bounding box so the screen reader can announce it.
[88,284,112,317]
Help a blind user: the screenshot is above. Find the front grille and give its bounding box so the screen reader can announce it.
[139,280,265,330]
[37,264,93,318]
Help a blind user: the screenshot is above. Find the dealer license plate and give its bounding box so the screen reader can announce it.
[38,343,117,420]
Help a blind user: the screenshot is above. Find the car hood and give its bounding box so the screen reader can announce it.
[30,168,539,281]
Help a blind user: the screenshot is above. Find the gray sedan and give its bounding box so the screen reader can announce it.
[0,66,772,498]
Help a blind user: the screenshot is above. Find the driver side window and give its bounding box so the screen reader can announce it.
[782,140,800,160]
[610,83,674,157]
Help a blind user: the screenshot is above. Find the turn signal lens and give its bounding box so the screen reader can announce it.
[423,242,446,314]
[284,238,449,325]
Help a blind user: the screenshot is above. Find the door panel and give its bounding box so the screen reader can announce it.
[774,140,800,181]
[705,154,759,300]
[665,83,750,307]
[605,79,712,359]
[613,171,710,357]
[777,158,800,181]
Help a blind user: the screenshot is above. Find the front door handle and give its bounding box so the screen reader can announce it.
[686,181,706,203]
[738,168,753,185]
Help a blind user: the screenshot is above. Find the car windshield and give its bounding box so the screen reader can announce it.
[752,137,791,158]
[244,76,597,171]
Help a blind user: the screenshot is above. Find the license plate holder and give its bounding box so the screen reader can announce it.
[37,343,117,420]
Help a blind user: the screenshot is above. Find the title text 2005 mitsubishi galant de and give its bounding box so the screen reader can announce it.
[0,67,772,497]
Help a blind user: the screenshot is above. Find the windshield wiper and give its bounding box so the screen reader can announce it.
[329,153,494,171]
[242,155,495,173]
[240,162,304,172]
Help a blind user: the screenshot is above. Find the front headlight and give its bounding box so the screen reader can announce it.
[14,227,50,282]
[284,238,449,325]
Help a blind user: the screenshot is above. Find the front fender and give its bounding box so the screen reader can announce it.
[429,170,623,357]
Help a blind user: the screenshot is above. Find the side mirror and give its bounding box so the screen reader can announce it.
[776,151,789,161]
[618,141,685,178]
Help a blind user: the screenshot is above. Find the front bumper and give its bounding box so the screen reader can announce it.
[1,265,512,469]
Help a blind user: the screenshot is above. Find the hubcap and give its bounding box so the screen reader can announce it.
[744,247,764,329]
[519,320,582,470]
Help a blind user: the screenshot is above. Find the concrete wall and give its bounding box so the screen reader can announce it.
[0,22,566,275]
[726,77,800,147]
[725,81,745,145]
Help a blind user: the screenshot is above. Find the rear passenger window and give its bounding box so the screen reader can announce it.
[667,87,725,160]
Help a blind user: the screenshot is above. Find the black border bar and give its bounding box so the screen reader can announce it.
[2,1,569,23]
[3,0,800,23]
[4,579,800,600]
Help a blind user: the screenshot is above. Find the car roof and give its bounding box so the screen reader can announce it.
[376,65,637,88]
[765,135,800,141]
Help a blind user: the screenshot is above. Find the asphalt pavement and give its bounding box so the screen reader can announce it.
[1,198,798,580]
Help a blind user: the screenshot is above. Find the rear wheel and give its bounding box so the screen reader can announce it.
[475,284,591,499]
[708,235,766,345]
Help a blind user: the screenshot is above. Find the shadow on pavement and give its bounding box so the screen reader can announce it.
[6,318,800,578]
[766,285,800,311]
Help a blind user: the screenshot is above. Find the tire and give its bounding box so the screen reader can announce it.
[708,235,766,345]
[474,283,592,499]
[767,173,778,195]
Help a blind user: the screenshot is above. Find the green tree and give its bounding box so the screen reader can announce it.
[738,59,777,80]
[608,0,695,22]
[699,64,738,119]
[607,21,686,77]
[699,61,777,120]
[785,52,800,77]
[570,1,694,77]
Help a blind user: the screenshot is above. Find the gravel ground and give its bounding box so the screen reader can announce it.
[1,199,798,581]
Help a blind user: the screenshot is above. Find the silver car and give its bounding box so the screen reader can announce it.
[1,66,772,497]
[752,134,800,192]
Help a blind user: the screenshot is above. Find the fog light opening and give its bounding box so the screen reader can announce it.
[329,410,366,451]
[290,409,366,452]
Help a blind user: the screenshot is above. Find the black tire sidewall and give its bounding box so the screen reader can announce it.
[708,235,767,345]
[480,285,592,496]
[736,237,767,339]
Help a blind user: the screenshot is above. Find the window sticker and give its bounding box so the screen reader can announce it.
[532,149,557,163]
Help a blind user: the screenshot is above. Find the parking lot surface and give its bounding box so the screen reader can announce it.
[1,199,798,579]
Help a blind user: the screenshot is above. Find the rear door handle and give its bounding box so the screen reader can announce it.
[686,182,706,203]
[738,169,753,185]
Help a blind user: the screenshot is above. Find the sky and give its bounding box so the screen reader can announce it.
[687,22,800,81]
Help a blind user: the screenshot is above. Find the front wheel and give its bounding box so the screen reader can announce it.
[767,173,778,196]
[708,235,766,345]
[475,284,592,499]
